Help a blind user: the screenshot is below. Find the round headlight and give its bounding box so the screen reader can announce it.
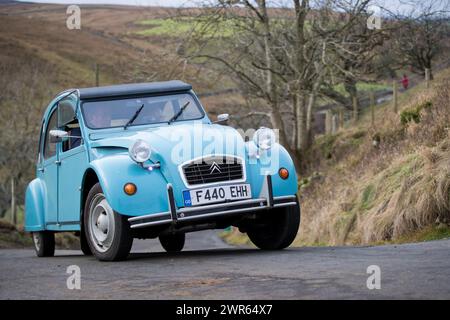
[129,139,151,163]
[253,127,276,150]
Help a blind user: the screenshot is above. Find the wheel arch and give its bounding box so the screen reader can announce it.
[88,155,170,216]
[245,142,298,197]
[25,178,46,232]
[80,168,100,221]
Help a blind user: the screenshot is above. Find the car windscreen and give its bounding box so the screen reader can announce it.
[81,93,204,129]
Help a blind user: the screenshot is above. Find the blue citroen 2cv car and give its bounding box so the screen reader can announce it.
[25,81,300,261]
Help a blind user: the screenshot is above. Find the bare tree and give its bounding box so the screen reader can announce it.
[318,1,387,110]
[183,0,378,168]
[385,0,450,79]
[184,0,303,166]
[0,58,54,216]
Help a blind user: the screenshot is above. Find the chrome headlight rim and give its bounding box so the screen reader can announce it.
[128,139,151,163]
[253,127,275,150]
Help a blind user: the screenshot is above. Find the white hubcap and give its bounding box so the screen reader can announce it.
[33,233,40,251]
[88,194,115,253]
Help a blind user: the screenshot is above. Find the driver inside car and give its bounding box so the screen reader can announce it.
[138,102,167,123]
[86,104,112,128]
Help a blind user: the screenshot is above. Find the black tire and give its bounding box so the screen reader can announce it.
[80,226,92,256]
[32,231,55,257]
[159,233,185,252]
[247,198,300,250]
[84,183,133,261]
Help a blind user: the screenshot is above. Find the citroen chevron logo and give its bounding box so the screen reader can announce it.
[209,161,222,174]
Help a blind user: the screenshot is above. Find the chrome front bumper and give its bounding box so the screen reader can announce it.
[128,175,297,229]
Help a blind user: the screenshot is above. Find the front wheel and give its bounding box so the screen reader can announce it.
[159,233,185,252]
[32,231,55,257]
[84,183,133,261]
[247,198,300,250]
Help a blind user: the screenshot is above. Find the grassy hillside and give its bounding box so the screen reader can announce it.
[298,67,450,245]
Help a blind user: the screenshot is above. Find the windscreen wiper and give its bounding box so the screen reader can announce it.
[168,101,190,124]
[124,104,144,130]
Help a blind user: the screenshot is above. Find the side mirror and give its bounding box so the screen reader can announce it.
[214,113,229,124]
[49,129,69,143]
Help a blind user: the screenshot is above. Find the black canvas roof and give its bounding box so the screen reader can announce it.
[78,80,192,100]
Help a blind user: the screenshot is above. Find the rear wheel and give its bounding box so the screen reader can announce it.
[159,233,185,252]
[84,183,133,261]
[247,198,300,250]
[32,231,55,257]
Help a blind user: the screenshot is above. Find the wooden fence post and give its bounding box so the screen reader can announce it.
[325,110,332,134]
[95,63,99,87]
[11,177,16,226]
[425,68,430,88]
[338,108,344,129]
[352,96,358,123]
[332,114,337,134]
[393,80,398,113]
[370,91,375,127]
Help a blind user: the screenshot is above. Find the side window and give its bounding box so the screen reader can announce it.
[43,110,58,159]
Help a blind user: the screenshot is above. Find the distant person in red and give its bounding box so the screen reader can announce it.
[401,74,409,90]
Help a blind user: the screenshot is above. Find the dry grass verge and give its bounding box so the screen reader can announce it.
[297,71,450,245]
[0,219,80,250]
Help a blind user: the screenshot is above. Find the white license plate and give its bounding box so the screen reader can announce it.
[182,184,252,207]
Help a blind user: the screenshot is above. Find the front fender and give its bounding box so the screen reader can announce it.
[89,155,170,217]
[246,142,298,197]
[25,178,46,232]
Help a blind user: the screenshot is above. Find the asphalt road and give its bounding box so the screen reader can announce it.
[1,231,449,299]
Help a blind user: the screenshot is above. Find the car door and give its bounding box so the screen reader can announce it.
[41,108,59,226]
[57,96,87,225]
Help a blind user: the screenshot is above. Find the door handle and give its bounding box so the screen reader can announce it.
[37,167,45,173]
[55,160,62,165]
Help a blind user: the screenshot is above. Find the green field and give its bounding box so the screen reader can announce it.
[135,17,239,37]
[333,82,390,95]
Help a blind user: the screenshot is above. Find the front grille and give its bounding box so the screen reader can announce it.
[182,156,244,186]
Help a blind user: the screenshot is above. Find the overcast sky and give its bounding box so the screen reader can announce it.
[18,0,447,14]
